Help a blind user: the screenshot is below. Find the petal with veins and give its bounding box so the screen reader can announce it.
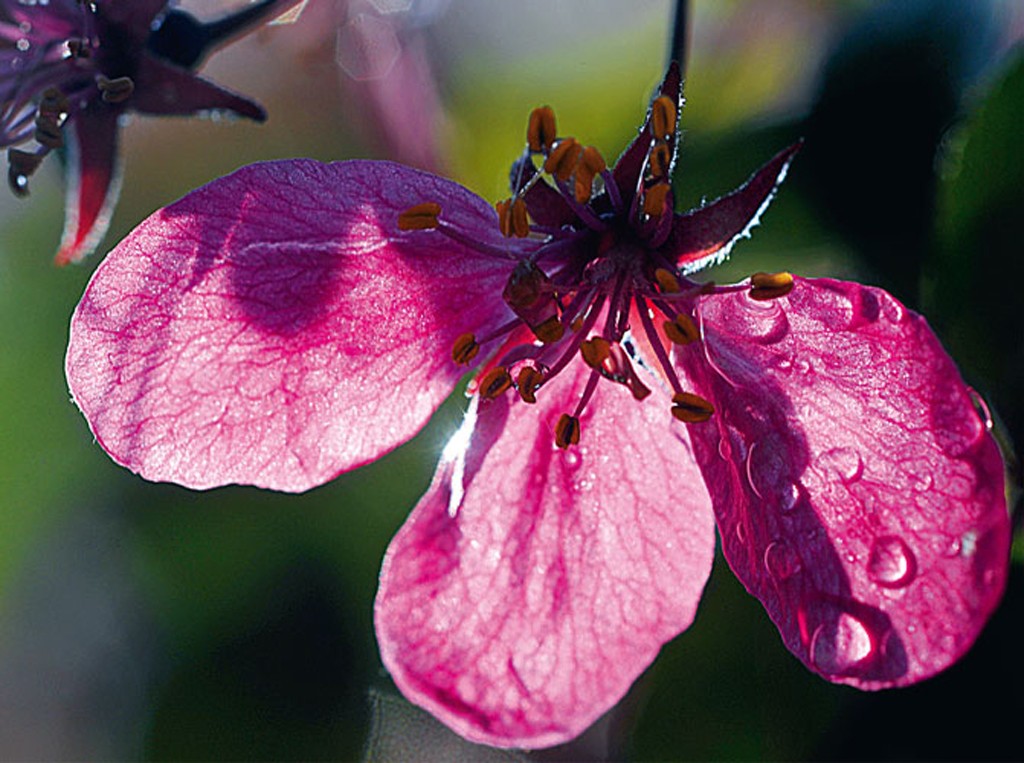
[682,277,1009,687]
[67,159,524,491]
[376,361,715,748]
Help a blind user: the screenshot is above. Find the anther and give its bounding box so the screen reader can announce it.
[33,115,63,149]
[67,38,91,58]
[651,95,677,141]
[39,87,68,118]
[654,267,680,293]
[7,148,43,197]
[527,106,557,153]
[573,145,607,203]
[516,366,544,404]
[601,343,652,400]
[398,202,442,230]
[533,316,565,344]
[544,138,582,182]
[671,392,715,423]
[496,198,530,238]
[451,332,479,365]
[97,75,135,104]
[663,314,699,345]
[749,271,794,301]
[477,366,512,400]
[579,336,611,369]
[649,143,671,178]
[554,413,581,449]
[643,182,671,218]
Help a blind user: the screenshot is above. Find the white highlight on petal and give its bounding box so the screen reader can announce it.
[442,395,479,518]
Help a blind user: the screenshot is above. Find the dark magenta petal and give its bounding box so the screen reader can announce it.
[681,277,1009,687]
[509,156,576,229]
[611,61,682,203]
[376,362,715,748]
[131,55,266,121]
[66,160,521,491]
[668,141,802,274]
[55,103,121,265]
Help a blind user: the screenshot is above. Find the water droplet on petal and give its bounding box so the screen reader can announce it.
[734,295,790,344]
[960,529,978,558]
[764,540,802,581]
[967,387,994,431]
[810,609,875,676]
[866,536,916,588]
[16,38,30,52]
[780,481,801,512]
[818,447,864,484]
[881,296,906,323]
[772,355,793,373]
[795,357,812,376]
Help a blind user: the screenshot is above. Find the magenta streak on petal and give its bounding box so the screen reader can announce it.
[66,159,532,492]
[680,277,1009,687]
[669,141,802,275]
[375,359,715,748]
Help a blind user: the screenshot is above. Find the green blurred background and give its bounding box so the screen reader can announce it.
[1,1,1021,759]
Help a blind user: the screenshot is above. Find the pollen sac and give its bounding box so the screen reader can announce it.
[651,95,678,141]
[544,138,582,182]
[496,198,530,238]
[671,392,714,423]
[600,343,652,400]
[527,106,557,153]
[579,336,611,369]
[554,413,581,449]
[39,87,69,118]
[643,182,671,218]
[654,267,681,294]
[664,313,699,345]
[649,142,672,178]
[33,114,63,150]
[97,74,135,104]
[398,202,442,230]
[502,261,564,344]
[477,366,512,400]
[573,146,607,204]
[451,332,479,365]
[750,271,795,301]
[7,149,43,197]
[516,365,544,404]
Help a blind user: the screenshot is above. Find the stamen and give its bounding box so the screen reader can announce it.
[527,106,557,153]
[663,313,699,345]
[39,88,69,118]
[749,271,794,301]
[671,392,715,423]
[67,38,91,58]
[554,413,581,449]
[579,336,611,369]
[96,75,134,104]
[572,145,607,204]
[7,148,43,197]
[33,115,63,150]
[600,343,652,400]
[451,333,479,365]
[516,365,544,403]
[651,95,677,141]
[654,267,681,293]
[502,261,565,343]
[477,366,512,400]
[398,202,441,230]
[496,198,530,238]
[544,138,582,182]
[643,182,670,218]
[649,143,671,178]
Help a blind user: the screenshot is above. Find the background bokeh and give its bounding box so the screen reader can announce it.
[1,1,1022,760]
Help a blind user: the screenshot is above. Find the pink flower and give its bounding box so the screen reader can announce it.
[65,64,1009,748]
[1,0,300,264]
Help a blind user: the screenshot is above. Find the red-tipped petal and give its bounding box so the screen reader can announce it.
[55,104,121,265]
[376,363,715,748]
[668,141,802,274]
[681,277,1009,687]
[67,159,522,492]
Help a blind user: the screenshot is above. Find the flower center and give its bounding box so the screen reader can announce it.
[398,103,794,448]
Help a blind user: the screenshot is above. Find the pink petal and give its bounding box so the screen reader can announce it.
[67,159,522,491]
[55,104,121,265]
[681,277,1009,687]
[667,141,802,274]
[375,362,715,748]
[131,56,266,121]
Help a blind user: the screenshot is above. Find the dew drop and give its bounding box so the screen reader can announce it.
[960,529,978,558]
[881,296,906,323]
[16,38,30,52]
[818,447,863,484]
[866,536,916,588]
[735,296,790,345]
[772,355,793,373]
[795,357,812,376]
[967,387,994,431]
[764,540,802,581]
[810,609,875,676]
[780,481,801,512]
